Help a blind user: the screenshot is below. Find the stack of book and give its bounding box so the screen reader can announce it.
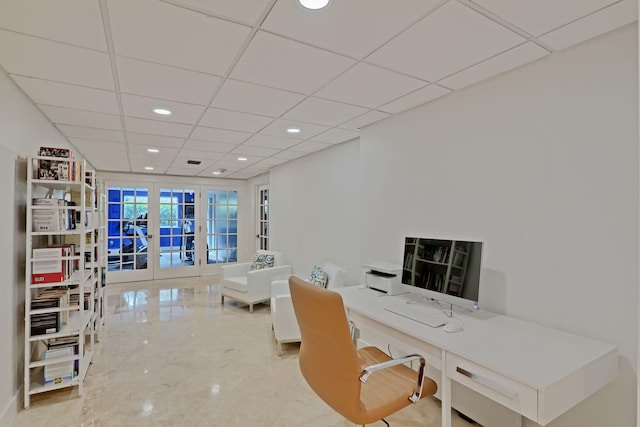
[31,245,75,285]
[30,289,70,336]
[37,146,78,181]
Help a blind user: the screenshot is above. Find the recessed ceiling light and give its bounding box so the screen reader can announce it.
[212,171,222,175]
[237,157,248,162]
[298,0,330,10]
[144,166,154,171]
[152,107,172,116]
[286,127,301,134]
[146,148,160,153]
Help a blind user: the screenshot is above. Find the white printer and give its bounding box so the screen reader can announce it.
[363,262,403,295]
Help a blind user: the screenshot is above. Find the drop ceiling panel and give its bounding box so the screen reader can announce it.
[212,79,306,117]
[68,139,127,159]
[216,154,264,168]
[190,126,252,144]
[379,85,452,114]
[116,57,221,105]
[162,0,273,25]
[339,110,391,131]
[283,97,368,127]
[124,117,192,138]
[316,62,427,108]
[311,128,359,144]
[120,94,205,124]
[470,0,620,36]
[253,157,289,169]
[290,140,332,153]
[272,150,307,160]
[38,105,122,131]
[227,168,269,179]
[164,167,202,176]
[439,42,549,90]
[199,108,274,133]
[182,139,236,153]
[243,134,300,150]
[262,0,443,58]
[259,119,329,140]
[107,0,251,75]
[127,133,185,148]
[12,76,119,114]
[176,149,225,161]
[129,146,178,161]
[56,125,125,143]
[367,1,526,81]
[231,145,280,157]
[0,30,114,90]
[539,0,637,50]
[0,0,107,51]
[231,31,355,94]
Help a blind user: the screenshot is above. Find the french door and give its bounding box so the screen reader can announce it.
[257,185,269,250]
[199,188,239,275]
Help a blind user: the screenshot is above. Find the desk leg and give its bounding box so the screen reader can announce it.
[441,349,451,427]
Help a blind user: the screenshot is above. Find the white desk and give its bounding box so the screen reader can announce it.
[335,287,617,427]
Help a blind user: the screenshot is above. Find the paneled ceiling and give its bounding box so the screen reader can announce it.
[0,0,636,179]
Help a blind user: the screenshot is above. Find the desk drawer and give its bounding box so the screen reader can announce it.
[446,353,538,422]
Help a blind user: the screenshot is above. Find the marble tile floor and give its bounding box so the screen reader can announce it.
[13,277,476,427]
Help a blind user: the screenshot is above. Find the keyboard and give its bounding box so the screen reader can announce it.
[384,304,447,328]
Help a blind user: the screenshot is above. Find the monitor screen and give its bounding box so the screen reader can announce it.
[401,237,483,310]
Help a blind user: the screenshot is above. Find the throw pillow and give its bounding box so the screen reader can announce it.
[250,253,275,270]
[309,265,329,288]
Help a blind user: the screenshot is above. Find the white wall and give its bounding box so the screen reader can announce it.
[269,140,361,283]
[0,70,72,426]
[360,25,638,427]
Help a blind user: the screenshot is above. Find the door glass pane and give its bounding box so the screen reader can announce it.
[159,188,196,269]
[107,187,149,272]
[206,190,238,264]
[258,187,269,250]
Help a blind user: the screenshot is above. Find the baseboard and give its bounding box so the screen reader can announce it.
[0,388,21,427]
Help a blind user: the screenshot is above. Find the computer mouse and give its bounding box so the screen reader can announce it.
[443,322,463,333]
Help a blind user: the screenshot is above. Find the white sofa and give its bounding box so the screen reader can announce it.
[270,262,348,354]
[221,250,292,313]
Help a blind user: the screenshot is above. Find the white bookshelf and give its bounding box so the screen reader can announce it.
[24,155,102,408]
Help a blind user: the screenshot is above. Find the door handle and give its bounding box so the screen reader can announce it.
[147,234,153,238]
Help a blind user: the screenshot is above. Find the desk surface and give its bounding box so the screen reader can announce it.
[336,286,617,393]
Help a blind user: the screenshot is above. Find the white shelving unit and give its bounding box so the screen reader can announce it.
[94,178,107,341]
[24,155,100,408]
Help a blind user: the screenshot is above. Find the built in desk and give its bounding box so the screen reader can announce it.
[335,286,618,427]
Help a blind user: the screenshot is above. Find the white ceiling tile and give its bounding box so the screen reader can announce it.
[92,160,131,173]
[108,0,251,75]
[289,140,332,153]
[470,0,621,36]
[121,94,205,124]
[162,0,273,25]
[0,30,114,90]
[283,97,368,127]
[183,139,237,153]
[176,149,224,161]
[127,133,185,148]
[339,110,391,130]
[56,125,124,142]
[38,105,122,130]
[231,145,280,157]
[0,0,107,51]
[164,167,201,176]
[12,76,119,114]
[215,154,264,168]
[129,157,172,168]
[199,108,274,133]
[259,119,329,140]
[272,150,308,160]
[68,138,126,153]
[231,31,355,94]
[379,85,452,114]
[129,146,178,162]
[116,56,221,105]
[316,62,427,108]
[131,163,170,174]
[262,0,443,58]
[243,134,300,150]
[367,1,526,81]
[212,79,306,117]
[439,42,549,90]
[172,157,215,169]
[252,157,289,169]
[124,117,192,138]
[310,128,359,144]
[538,0,637,50]
[190,126,252,144]
[227,168,269,179]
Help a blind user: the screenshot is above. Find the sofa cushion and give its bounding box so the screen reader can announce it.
[309,265,329,288]
[223,276,248,292]
[250,252,275,270]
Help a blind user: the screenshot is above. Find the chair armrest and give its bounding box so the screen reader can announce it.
[222,262,252,278]
[271,279,290,298]
[359,354,426,403]
[247,265,292,283]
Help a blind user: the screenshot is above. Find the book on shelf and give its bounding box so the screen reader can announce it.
[32,245,75,284]
[32,198,67,232]
[37,147,73,181]
[43,346,75,384]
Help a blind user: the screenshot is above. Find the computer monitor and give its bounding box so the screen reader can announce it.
[401,237,483,310]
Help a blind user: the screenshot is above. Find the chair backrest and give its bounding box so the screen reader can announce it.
[323,263,347,288]
[289,276,362,420]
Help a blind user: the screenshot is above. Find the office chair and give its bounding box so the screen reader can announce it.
[289,276,437,426]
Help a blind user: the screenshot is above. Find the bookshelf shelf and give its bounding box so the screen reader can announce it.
[24,154,105,408]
